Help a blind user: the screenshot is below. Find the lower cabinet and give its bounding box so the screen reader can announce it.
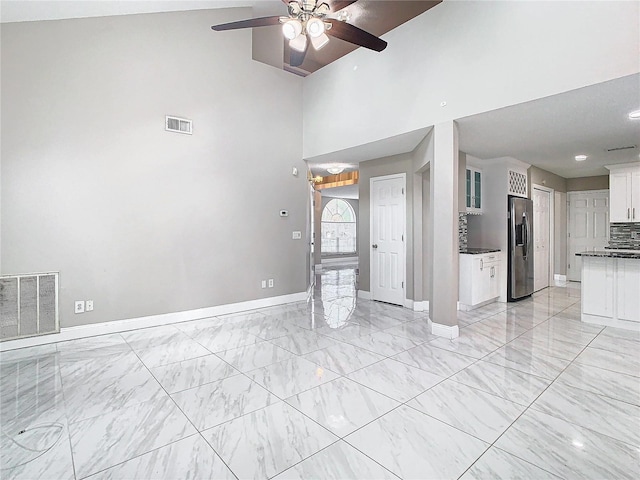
[459,253,501,310]
[581,256,640,327]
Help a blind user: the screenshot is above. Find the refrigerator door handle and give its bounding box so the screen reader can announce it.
[522,212,530,259]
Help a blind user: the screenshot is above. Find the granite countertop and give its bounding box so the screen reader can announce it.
[459,248,501,255]
[576,251,640,259]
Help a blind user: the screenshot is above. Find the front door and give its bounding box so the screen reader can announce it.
[567,190,609,281]
[370,174,405,306]
[533,186,551,291]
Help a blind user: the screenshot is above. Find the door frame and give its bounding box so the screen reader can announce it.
[369,173,407,305]
[532,183,554,289]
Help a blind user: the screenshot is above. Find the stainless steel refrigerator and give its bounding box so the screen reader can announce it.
[508,195,534,301]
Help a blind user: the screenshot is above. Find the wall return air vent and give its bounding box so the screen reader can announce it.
[165,116,192,135]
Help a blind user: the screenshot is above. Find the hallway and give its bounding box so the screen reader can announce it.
[1,266,639,479]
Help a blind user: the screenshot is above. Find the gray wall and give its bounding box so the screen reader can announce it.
[529,166,568,194]
[320,196,359,259]
[1,9,307,328]
[567,175,609,191]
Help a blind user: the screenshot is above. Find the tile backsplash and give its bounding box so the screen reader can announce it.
[609,223,640,249]
[459,213,467,250]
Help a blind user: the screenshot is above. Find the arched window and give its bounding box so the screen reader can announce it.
[321,199,356,254]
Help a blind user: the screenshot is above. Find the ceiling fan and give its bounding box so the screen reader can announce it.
[211,0,388,68]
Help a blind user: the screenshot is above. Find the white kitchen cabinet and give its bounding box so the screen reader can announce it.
[466,167,483,214]
[581,256,614,318]
[607,164,640,222]
[459,252,501,310]
[617,258,640,322]
[581,255,640,329]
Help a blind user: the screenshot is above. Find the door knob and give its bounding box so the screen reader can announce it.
[372,244,378,249]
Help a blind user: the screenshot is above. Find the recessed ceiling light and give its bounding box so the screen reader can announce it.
[575,155,588,161]
[629,109,640,119]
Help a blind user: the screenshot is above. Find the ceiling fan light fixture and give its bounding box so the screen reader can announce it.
[306,17,325,38]
[289,34,307,52]
[315,2,331,15]
[282,19,303,40]
[310,32,330,50]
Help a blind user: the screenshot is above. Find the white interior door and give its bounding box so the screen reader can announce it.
[567,190,610,282]
[533,187,551,292]
[371,174,405,306]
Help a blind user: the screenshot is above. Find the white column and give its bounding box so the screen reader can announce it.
[429,121,460,338]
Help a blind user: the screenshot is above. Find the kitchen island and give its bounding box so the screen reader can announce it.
[576,251,640,331]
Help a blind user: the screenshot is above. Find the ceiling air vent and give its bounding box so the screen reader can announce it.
[165,116,192,135]
[605,145,636,152]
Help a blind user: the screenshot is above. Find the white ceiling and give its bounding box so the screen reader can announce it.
[306,127,431,176]
[457,74,640,179]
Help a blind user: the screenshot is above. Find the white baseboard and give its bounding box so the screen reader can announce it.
[413,301,429,312]
[403,298,414,309]
[458,297,499,312]
[0,291,308,352]
[428,317,460,339]
[581,313,640,332]
[358,290,371,300]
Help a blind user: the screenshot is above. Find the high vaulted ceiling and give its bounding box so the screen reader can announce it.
[1,0,440,76]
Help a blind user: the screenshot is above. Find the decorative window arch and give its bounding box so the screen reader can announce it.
[321,199,357,254]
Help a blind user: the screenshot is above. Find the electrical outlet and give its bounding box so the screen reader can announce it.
[261,280,266,289]
[292,231,302,240]
[86,300,94,312]
[268,279,274,288]
[75,301,85,314]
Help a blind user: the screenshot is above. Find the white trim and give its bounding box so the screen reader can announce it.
[428,317,459,339]
[357,290,372,300]
[370,173,407,305]
[413,300,429,312]
[459,298,499,312]
[581,313,640,332]
[0,292,307,352]
[533,183,555,287]
[403,298,414,309]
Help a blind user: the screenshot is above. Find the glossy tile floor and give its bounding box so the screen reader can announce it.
[1,266,639,479]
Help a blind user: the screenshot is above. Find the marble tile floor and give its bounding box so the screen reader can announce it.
[1,269,639,479]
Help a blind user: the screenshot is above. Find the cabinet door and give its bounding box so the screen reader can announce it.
[617,259,640,322]
[631,170,640,222]
[474,170,482,210]
[582,257,614,317]
[466,169,472,209]
[488,263,500,299]
[609,172,631,222]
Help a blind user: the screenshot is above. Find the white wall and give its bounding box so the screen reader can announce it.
[1,9,307,328]
[303,1,639,158]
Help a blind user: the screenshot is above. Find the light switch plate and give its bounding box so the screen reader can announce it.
[292,231,302,239]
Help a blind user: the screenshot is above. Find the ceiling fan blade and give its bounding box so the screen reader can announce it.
[211,16,282,31]
[329,1,358,12]
[325,19,387,52]
[290,40,309,67]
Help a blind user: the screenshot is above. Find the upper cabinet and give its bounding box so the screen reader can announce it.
[466,166,483,214]
[607,163,640,223]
